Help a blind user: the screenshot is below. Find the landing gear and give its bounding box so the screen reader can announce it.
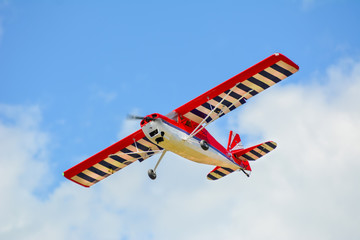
[240,169,250,177]
[148,150,167,180]
[200,140,209,150]
[148,169,157,180]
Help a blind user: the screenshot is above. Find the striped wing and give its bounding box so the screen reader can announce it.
[63,129,162,187]
[172,53,299,124]
[207,166,238,180]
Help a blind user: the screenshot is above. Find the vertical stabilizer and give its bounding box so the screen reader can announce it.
[227,131,244,151]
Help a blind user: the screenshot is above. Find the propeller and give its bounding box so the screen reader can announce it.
[127,114,157,121]
[127,114,144,120]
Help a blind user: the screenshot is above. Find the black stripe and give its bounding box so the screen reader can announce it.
[213,96,233,108]
[224,89,242,100]
[132,141,149,151]
[242,154,255,161]
[224,90,246,107]
[236,83,258,96]
[146,152,155,157]
[249,150,262,158]
[224,90,247,105]
[214,170,226,177]
[229,105,237,111]
[190,108,207,119]
[248,77,270,90]
[88,166,107,177]
[120,148,141,159]
[190,108,212,123]
[213,108,221,114]
[239,98,246,105]
[258,145,270,153]
[222,167,234,173]
[208,174,218,180]
[99,160,120,172]
[201,102,214,111]
[259,70,281,83]
[266,142,277,149]
[271,63,293,77]
[109,155,132,165]
[77,172,96,183]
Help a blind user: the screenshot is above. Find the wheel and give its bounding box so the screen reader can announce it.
[200,140,209,150]
[148,169,157,180]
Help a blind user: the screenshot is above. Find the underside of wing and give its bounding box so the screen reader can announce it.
[171,53,299,124]
[63,129,163,187]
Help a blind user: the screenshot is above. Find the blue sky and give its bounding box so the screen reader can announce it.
[1,1,360,239]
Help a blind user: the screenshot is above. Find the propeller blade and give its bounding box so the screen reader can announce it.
[127,114,157,121]
[127,115,144,120]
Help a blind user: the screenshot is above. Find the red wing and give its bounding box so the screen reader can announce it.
[170,53,299,124]
[63,129,162,187]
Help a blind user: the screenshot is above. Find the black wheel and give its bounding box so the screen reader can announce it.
[200,140,209,150]
[148,169,157,180]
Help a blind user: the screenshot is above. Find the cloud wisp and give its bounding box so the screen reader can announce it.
[1,57,360,239]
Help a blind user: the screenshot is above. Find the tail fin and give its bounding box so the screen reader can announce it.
[227,131,244,151]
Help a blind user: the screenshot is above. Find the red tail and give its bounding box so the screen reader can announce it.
[227,131,244,151]
[227,131,250,171]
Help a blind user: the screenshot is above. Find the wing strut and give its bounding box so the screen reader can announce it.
[148,150,167,180]
[186,87,252,141]
[131,138,162,158]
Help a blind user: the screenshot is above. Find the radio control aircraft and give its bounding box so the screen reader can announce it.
[63,53,299,187]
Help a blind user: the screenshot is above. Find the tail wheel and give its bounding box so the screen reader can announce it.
[200,140,209,150]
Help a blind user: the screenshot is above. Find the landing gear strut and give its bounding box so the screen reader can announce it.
[148,150,167,180]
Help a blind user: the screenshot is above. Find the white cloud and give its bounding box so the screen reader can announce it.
[1,56,360,239]
[230,57,360,239]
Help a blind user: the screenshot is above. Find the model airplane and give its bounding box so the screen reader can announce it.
[63,53,299,187]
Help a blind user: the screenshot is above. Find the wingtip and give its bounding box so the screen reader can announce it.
[273,53,300,71]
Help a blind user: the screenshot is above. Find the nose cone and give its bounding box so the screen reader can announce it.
[140,113,159,127]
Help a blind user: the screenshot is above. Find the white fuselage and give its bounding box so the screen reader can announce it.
[141,119,237,168]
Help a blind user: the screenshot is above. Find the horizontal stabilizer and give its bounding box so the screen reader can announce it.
[207,166,238,180]
[227,130,243,151]
[232,141,277,161]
